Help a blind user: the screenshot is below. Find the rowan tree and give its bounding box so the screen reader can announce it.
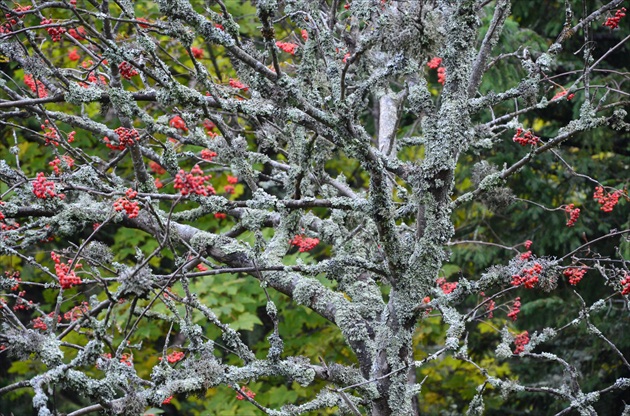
[0,0,629,415]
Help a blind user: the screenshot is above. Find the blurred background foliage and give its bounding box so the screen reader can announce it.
[0,0,628,415]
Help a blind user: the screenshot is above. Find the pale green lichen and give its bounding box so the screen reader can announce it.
[64,82,103,104]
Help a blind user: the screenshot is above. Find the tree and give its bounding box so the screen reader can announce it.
[0,0,629,414]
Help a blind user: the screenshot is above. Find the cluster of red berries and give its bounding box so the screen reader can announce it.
[427,57,441,69]
[113,188,140,218]
[79,63,108,87]
[484,298,496,318]
[0,5,31,33]
[150,161,166,174]
[276,41,298,55]
[1,222,19,231]
[436,277,458,294]
[201,149,217,161]
[68,49,80,61]
[174,165,216,196]
[427,57,446,85]
[25,74,48,98]
[552,90,575,101]
[214,213,226,220]
[100,353,133,367]
[104,127,140,150]
[593,186,622,212]
[564,204,580,227]
[41,18,66,41]
[118,61,138,79]
[513,331,530,354]
[620,274,630,296]
[68,131,76,143]
[520,240,533,260]
[169,115,188,132]
[32,313,61,331]
[604,7,626,29]
[437,67,446,85]
[52,252,82,289]
[49,155,75,175]
[40,120,60,145]
[203,119,217,137]
[236,386,256,401]
[5,271,20,291]
[162,396,173,405]
[84,73,108,87]
[229,78,248,91]
[68,26,86,40]
[64,302,89,321]
[511,262,542,289]
[5,5,31,24]
[301,30,308,41]
[563,267,587,286]
[33,172,62,199]
[191,47,204,59]
[97,353,133,367]
[12,294,34,311]
[507,297,521,321]
[120,353,133,366]
[159,350,185,364]
[136,18,151,28]
[32,317,48,330]
[290,234,320,252]
[513,128,539,146]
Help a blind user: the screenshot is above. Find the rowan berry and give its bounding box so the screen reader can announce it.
[169,115,188,132]
[436,277,457,294]
[25,75,48,98]
[103,127,139,150]
[229,78,248,91]
[507,297,521,321]
[593,186,622,213]
[41,18,66,42]
[191,47,204,59]
[513,128,539,146]
[514,331,529,354]
[33,173,58,199]
[563,267,586,286]
[427,57,442,69]
[68,49,80,61]
[118,61,138,79]
[604,7,626,29]
[236,386,255,400]
[290,234,320,252]
[276,41,298,55]
[564,204,580,227]
[174,165,216,196]
[620,274,630,296]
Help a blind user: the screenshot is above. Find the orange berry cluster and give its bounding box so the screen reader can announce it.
[174,165,216,196]
[290,234,320,252]
[104,127,140,150]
